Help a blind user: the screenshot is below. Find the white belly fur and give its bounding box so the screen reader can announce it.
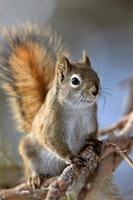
[66,105,97,155]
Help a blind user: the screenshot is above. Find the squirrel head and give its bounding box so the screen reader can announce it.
[55,50,100,108]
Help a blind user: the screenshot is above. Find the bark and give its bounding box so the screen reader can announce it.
[0,131,133,200]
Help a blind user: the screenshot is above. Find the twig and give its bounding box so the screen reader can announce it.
[99,111,133,136]
[0,178,55,200]
[102,142,133,169]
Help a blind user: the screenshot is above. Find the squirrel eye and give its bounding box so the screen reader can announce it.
[70,74,81,88]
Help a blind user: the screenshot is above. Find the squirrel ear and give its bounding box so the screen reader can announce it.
[82,50,91,66]
[56,56,71,82]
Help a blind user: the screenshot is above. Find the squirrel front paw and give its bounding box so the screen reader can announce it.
[67,154,86,167]
[71,155,88,167]
[63,154,75,165]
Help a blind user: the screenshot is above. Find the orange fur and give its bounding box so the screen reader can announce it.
[4,43,54,132]
[0,25,68,132]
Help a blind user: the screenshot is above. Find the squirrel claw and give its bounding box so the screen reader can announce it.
[72,156,87,167]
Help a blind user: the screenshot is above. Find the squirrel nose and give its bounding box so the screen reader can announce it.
[90,85,99,96]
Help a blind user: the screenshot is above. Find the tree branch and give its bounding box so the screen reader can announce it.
[99,111,133,136]
[46,140,102,200]
[0,134,133,200]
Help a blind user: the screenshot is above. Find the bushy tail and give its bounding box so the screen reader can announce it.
[0,24,68,133]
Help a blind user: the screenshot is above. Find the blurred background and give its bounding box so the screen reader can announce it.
[0,0,133,199]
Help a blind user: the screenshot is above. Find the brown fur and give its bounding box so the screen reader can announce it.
[0,25,99,185]
[0,24,68,132]
[17,53,99,182]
